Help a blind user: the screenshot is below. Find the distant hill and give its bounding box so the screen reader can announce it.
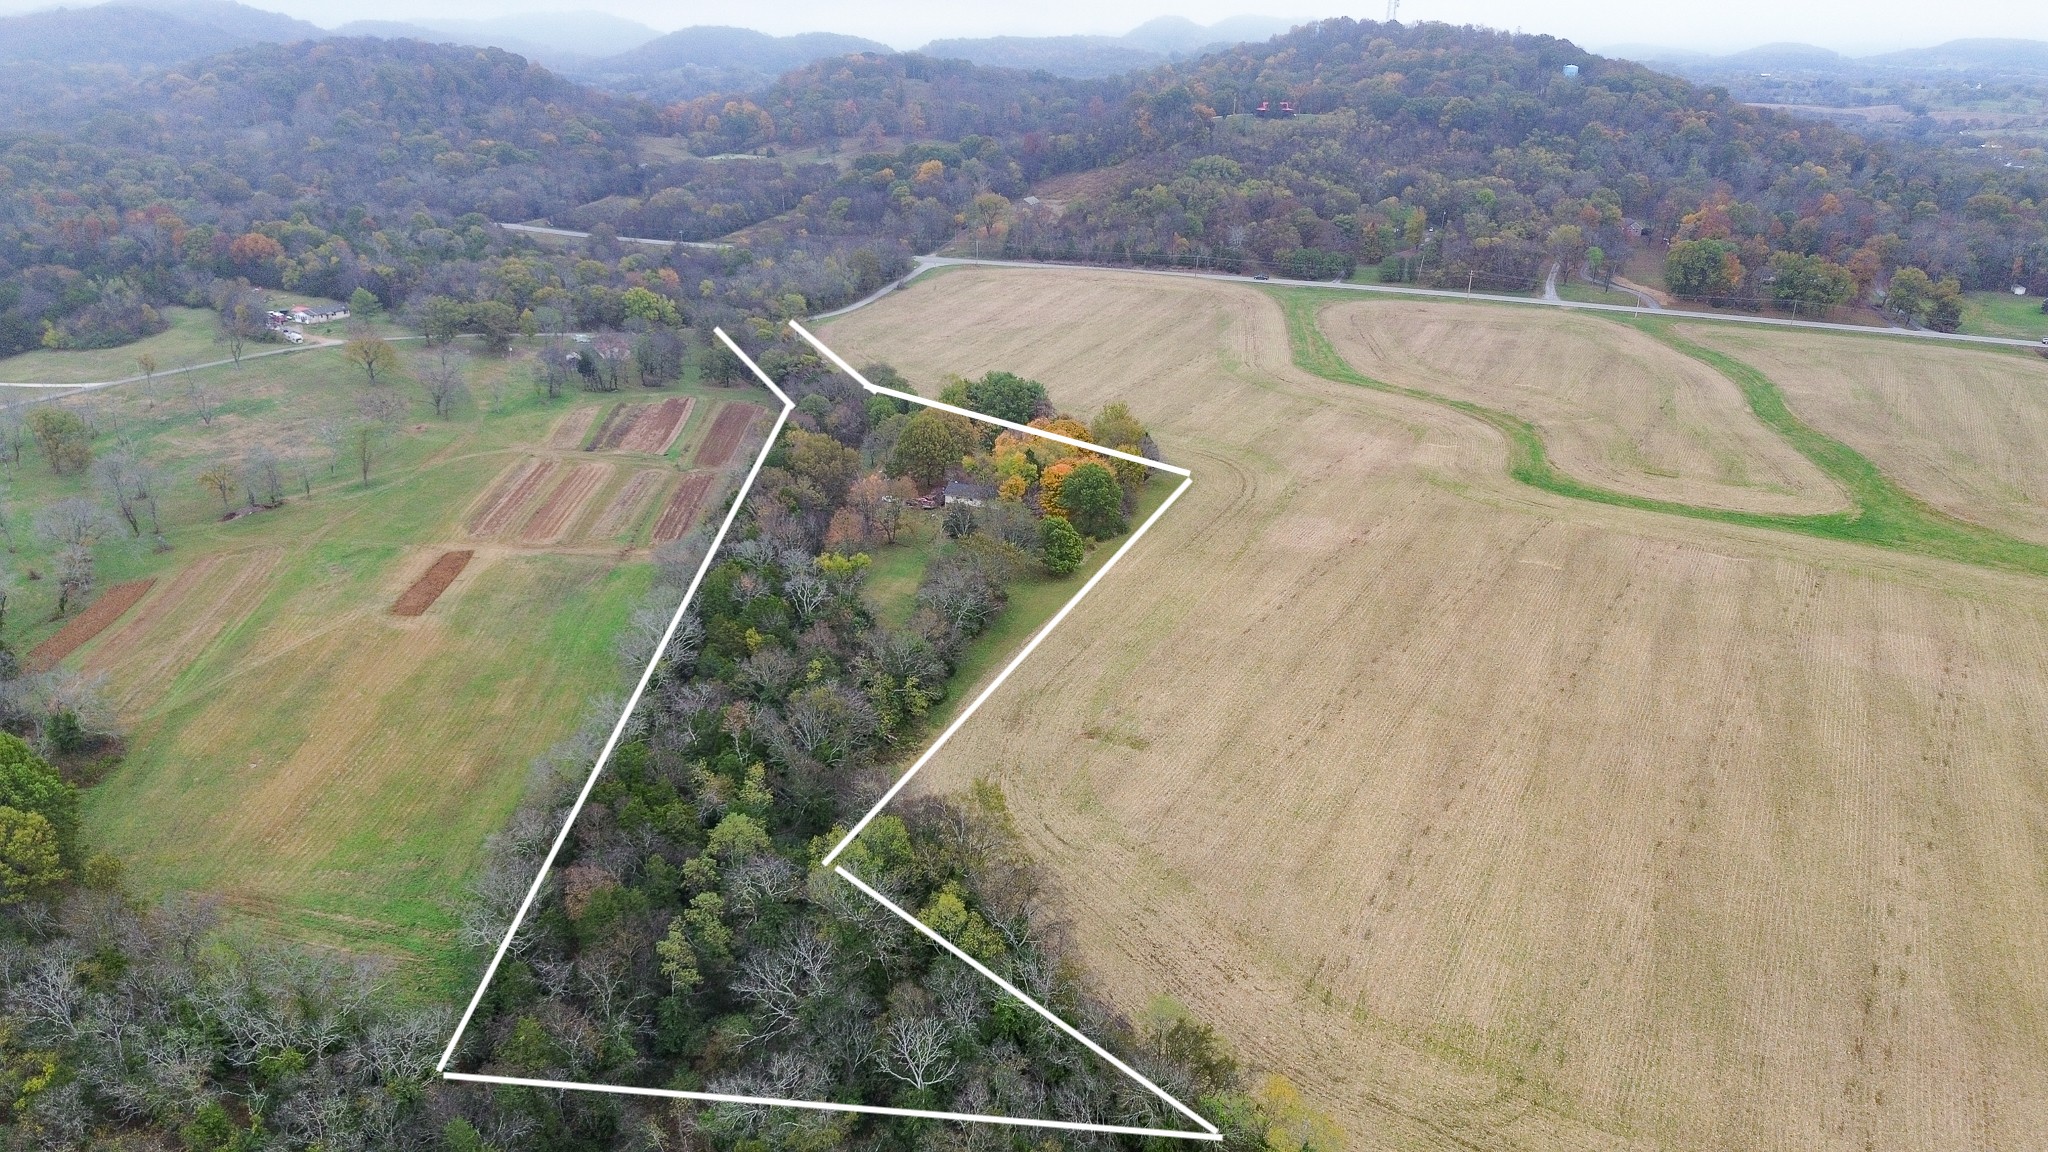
[0,0,318,67]
[919,14,1299,78]
[917,35,1161,79]
[1865,38,2048,74]
[1616,36,2048,82]
[329,12,659,69]
[572,25,891,100]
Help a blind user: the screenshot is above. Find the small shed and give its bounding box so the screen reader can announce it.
[942,481,992,507]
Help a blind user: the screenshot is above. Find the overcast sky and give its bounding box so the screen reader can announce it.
[7,0,2047,55]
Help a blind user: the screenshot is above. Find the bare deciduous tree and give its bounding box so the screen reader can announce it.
[879,1016,959,1092]
[185,377,220,426]
[242,447,284,507]
[418,345,468,418]
[92,450,144,535]
[197,462,235,513]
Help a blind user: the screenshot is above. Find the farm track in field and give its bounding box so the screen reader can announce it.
[824,265,2048,1152]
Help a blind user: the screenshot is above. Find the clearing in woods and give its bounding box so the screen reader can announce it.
[0,330,761,982]
[822,265,2048,1151]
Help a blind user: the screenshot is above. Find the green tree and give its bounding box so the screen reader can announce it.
[1665,239,1743,301]
[26,407,91,474]
[1062,461,1125,538]
[1768,252,1856,313]
[1886,267,1934,320]
[889,409,974,490]
[346,286,383,318]
[469,300,520,354]
[620,286,681,326]
[939,371,1048,426]
[0,733,78,865]
[416,295,469,343]
[1040,514,1084,576]
[0,807,66,904]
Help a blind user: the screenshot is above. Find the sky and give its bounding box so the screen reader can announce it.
[4,0,2046,55]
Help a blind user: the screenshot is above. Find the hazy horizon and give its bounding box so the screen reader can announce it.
[0,0,2044,57]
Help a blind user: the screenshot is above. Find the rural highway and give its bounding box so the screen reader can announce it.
[894,255,2048,352]
[493,220,2046,351]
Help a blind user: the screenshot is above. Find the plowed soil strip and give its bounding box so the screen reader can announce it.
[470,459,557,536]
[389,551,472,616]
[584,403,626,450]
[692,402,763,468]
[617,397,694,453]
[545,407,596,450]
[589,469,665,540]
[28,579,156,671]
[652,472,716,543]
[521,463,608,543]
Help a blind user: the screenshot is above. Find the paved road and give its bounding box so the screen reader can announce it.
[498,221,731,250]
[897,256,2048,352]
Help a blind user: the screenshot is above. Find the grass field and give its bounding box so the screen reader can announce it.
[0,335,757,984]
[823,265,2048,1151]
[1957,290,2048,340]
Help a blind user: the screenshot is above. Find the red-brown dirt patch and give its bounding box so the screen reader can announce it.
[652,472,715,543]
[692,402,764,468]
[468,459,557,536]
[545,407,596,450]
[617,397,694,453]
[588,469,665,540]
[520,463,609,543]
[28,579,156,672]
[389,551,472,616]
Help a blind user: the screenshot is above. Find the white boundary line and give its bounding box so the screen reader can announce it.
[437,328,793,1074]
[440,323,1214,1141]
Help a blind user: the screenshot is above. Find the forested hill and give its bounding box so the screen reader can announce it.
[680,19,2045,303]
[3,20,2044,359]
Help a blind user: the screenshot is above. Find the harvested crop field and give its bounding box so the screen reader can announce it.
[651,472,714,542]
[1322,299,1845,515]
[1674,323,2048,544]
[586,402,633,450]
[520,463,610,543]
[692,401,763,467]
[545,406,596,449]
[27,579,155,671]
[389,550,473,616]
[589,469,666,540]
[825,265,2048,1151]
[466,458,556,536]
[616,396,694,453]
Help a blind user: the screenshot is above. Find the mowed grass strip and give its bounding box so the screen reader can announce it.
[1274,286,2048,578]
[27,579,155,671]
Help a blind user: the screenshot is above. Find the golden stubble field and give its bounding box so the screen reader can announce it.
[1674,323,2048,545]
[824,267,2048,1151]
[1322,299,1847,515]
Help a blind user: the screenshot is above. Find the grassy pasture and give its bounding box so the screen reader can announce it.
[825,264,2048,1151]
[0,336,755,983]
[1957,289,2048,340]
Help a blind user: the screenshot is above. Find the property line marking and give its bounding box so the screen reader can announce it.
[787,320,1191,477]
[437,328,793,1075]
[441,323,1210,1140]
[440,1072,1216,1141]
[837,866,1222,1138]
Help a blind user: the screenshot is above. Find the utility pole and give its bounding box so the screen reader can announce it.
[1386,0,1400,22]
